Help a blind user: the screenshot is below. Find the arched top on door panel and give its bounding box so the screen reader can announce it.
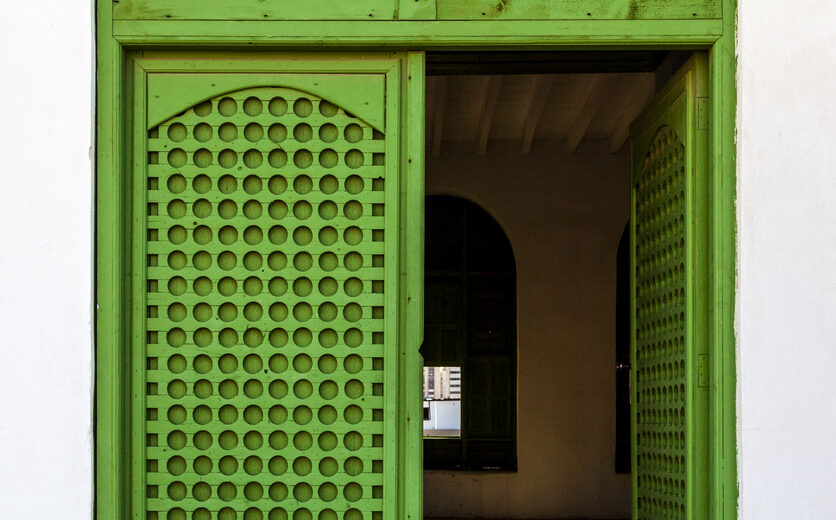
[148,77,386,132]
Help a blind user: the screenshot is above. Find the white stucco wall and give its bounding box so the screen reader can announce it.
[3,0,836,518]
[0,1,94,518]
[737,1,836,518]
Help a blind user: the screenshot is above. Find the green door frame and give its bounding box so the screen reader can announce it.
[96,2,737,519]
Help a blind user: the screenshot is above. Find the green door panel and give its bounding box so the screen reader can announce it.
[132,57,415,520]
[630,54,709,520]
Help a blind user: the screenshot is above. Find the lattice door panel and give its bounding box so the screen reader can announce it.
[630,55,709,520]
[141,84,390,520]
[633,125,688,519]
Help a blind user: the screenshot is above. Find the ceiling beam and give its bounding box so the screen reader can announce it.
[476,76,503,155]
[431,76,447,157]
[521,75,554,154]
[609,74,655,153]
[565,74,608,153]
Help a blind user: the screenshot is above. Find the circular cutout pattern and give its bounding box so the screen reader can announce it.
[193,100,212,116]
[345,175,364,194]
[269,149,288,168]
[167,149,186,168]
[345,124,363,143]
[193,174,211,193]
[269,123,287,143]
[193,148,212,168]
[244,149,263,168]
[294,123,313,142]
[219,122,237,142]
[244,96,263,116]
[244,122,264,142]
[345,149,364,168]
[319,329,339,348]
[152,88,387,520]
[293,98,313,117]
[319,123,338,143]
[319,100,338,117]
[219,149,238,168]
[319,149,338,168]
[192,199,211,218]
[294,149,313,169]
[167,225,186,245]
[167,123,186,142]
[218,97,237,116]
[167,174,186,193]
[193,122,212,141]
[269,96,288,116]
[194,226,212,244]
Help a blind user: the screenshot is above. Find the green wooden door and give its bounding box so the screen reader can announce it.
[630,54,710,520]
[131,54,424,520]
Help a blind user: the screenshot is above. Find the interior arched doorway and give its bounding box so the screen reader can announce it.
[422,195,517,471]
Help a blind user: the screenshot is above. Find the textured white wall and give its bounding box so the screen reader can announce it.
[0,1,94,518]
[4,0,836,517]
[737,1,836,518]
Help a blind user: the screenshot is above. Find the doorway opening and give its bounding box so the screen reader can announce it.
[422,50,696,520]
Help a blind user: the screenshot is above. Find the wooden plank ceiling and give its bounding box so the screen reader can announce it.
[426,72,656,155]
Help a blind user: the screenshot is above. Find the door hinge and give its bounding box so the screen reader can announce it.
[697,354,709,387]
[697,97,709,130]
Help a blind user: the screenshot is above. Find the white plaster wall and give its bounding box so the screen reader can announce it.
[0,1,94,518]
[4,0,836,517]
[737,1,836,518]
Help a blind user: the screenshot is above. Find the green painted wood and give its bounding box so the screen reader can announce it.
[110,54,419,520]
[630,53,709,519]
[114,0,397,20]
[399,51,425,520]
[381,61,403,520]
[96,8,738,520]
[397,0,436,20]
[96,0,130,516]
[113,0,718,21]
[437,0,721,20]
[708,1,738,516]
[147,73,386,131]
[112,19,724,45]
[132,62,150,520]
[144,83,391,519]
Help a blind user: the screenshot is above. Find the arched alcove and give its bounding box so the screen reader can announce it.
[422,194,517,471]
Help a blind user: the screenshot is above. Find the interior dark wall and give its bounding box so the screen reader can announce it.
[424,139,630,519]
[423,195,518,471]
